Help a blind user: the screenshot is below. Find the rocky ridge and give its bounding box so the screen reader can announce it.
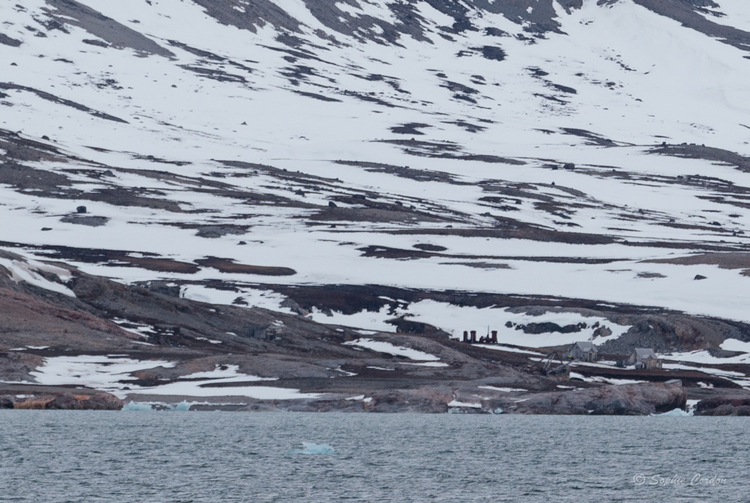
[0,250,745,414]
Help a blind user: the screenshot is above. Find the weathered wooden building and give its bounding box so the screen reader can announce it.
[565,341,599,362]
[628,348,662,370]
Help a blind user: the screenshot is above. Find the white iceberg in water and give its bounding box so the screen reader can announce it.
[121,400,193,411]
[286,442,335,455]
[122,401,154,411]
[652,408,692,417]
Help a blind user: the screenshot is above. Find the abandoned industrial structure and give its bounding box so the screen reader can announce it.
[461,330,498,344]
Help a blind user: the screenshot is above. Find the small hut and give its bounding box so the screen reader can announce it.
[244,324,269,340]
[566,341,598,362]
[628,348,662,370]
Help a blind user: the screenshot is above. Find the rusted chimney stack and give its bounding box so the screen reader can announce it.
[462,330,469,342]
[491,330,497,343]
[470,330,476,343]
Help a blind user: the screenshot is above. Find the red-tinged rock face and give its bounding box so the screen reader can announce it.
[7,390,123,410]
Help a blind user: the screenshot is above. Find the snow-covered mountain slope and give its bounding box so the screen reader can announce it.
[3,0,750,337]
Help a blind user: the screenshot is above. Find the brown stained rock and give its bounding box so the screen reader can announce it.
[12,397,55,409]
[0,286,139,351]
[12,390,123,410]
[647,253,750,269]
[22,245,200,274]
[46,392,123,410]
[121,257,199,274]
[195,257,296,276]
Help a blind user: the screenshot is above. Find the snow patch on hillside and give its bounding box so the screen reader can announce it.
[29,356,320,400]
[0,257,75,298]
[343,338,441,361]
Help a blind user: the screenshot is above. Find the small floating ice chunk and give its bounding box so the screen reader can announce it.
[652,408,692,417]
[165,401,192,411]
[122,401,193,411]
[447,400,481,408]
[286,442,335,455]
[122,401,154,411]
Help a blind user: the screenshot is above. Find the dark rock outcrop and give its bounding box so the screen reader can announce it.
[695,394,750,416]
[60,214,109,227]
[238,387,453,413]
[518,321,584,334]
[44,0,174,57]
[599,314,750,354]
[493,382,686,415]
[0,33,22,47]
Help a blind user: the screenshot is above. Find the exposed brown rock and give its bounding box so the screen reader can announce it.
[195,257,296,276]
[0,386,123,410]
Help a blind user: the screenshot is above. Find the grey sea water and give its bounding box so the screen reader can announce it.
[1,411,746,502]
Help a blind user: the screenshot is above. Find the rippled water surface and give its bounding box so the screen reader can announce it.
[1,411,747,502]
